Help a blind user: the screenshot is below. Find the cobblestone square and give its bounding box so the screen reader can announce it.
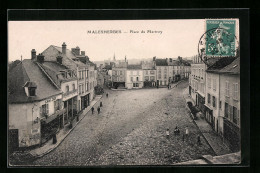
[24,81,215,166]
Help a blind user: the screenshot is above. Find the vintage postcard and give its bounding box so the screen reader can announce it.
[8,11,246,166]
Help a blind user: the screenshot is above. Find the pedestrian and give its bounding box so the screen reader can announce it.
[197,135,201,145]
[91,107,94,114]
[100,101,103,107]
[97,106,100,114]
[166,128,170,139]
[185,127,189,137]
[106,93,108,98]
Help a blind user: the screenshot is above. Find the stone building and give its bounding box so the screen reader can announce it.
[126,64,143,89]
[42,43,97,113]
[189,55,206,114]
[8,55,65,150]
[141,60,156,87]
[112,58,128,88]
[205,57,237,133]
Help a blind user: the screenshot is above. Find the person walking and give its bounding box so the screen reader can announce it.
[185,127,189,137]
[100,101,103,107]
[197,135,201,145]
[91,107,94,115]
[166,128,170,139]
[97,106,101,114]
[106,93,108,98]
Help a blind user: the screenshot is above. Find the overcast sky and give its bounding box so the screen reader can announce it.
[8,20,205,62]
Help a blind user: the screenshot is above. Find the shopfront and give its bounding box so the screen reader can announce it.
[40,108,66,144]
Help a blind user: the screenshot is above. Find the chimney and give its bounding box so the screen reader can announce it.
[75,46,80,56]
[62,42,67,54]
[81,51,85,56]
[125,55,127,62]
[31,49,36,60]
[56,56,63,64]
[37,53,45,63]
[153,56,156,61]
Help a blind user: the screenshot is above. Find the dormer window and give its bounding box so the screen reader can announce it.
[23,81,37,97]
[28,87,36,96]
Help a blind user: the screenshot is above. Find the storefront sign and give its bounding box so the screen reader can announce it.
[45,97,56,103]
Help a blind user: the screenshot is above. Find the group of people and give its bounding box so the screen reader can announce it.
[166,126,201,144]
[91,93,109,115]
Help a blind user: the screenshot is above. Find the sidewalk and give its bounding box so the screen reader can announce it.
[182,87,231,156]
[11,95,103,163]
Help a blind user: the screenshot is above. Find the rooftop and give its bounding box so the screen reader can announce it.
[207,57,238,74]
[8,59,62,103]
[127,64,142,70]
[155,59,168,66]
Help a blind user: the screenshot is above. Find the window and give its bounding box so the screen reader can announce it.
[146,71,148,75]
[66,86,69,93]
[40,104,49,118]
[219,101,222,109]
[150,76,155,81]
[208,76,211,88]
[150,71,154,75]
[28,87,36,96]
[225,103,229,118]
[131,77,133,82]
[87,82,89,91]
[158,74,161,79]
[225,81,230,97]
[133,83,139,87]
[212,96,216,107]
[233,106,238,125]
[164,75,167,79]
[233,83,238,100]
[208,93,211,104]
[136,77,139,81]
[72,84,75,91]
[145,76,149,81]
[213,78,216,91]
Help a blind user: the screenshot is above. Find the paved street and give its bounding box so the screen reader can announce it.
[29,80,215,166]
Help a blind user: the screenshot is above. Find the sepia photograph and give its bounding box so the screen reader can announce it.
[7,10,248,167]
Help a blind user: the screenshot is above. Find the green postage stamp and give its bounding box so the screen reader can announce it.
[205,20,236,56]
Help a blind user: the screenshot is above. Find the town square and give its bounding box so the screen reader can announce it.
[8,19,241,166]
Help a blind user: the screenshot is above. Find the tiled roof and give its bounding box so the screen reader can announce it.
[38,61,77,87]
[207,57,237,73]
[218,57,240,74]
[8,59,62,103]
[127,64,142,69]
[155,59,168,66]
[52,45,87,67]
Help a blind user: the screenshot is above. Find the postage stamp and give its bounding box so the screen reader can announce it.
[205,19,236,56]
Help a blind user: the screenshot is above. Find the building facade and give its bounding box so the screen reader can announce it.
[219,58,240,152]
[126,64,144,89]
[112,60,128,88]
[8,56,65,149]
[189,55,206,114]
[142,61,156,87]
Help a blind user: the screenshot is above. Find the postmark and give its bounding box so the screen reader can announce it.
[198,19,239,65]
